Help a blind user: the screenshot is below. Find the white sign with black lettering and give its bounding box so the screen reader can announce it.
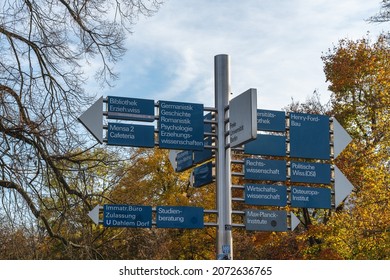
[229,88,257,148]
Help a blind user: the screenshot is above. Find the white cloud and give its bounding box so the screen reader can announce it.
[93,0,385,110]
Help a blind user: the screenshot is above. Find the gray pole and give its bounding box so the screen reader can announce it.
[214,54,233,260]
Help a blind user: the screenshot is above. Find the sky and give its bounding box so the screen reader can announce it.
[88,0,386,111]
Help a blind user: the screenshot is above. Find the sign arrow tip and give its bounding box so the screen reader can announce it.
[291,212,300,231]
[333,118,352,158]
[78,96,103,143]
[88,205,100,225]
[335,166,354,207]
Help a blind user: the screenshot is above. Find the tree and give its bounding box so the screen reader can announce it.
[105,148,217,260]
[299,34,390,259]
[256,35,390,260]
[370,0,390,24]
[0,0,162,257]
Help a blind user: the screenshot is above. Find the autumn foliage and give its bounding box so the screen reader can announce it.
[1,18,390,259]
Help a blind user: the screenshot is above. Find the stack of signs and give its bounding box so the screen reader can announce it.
[89,205,204,230]
[106,96,156,148]
[241,110,353,232]
[79,96,207,151]
[288,113,331,209]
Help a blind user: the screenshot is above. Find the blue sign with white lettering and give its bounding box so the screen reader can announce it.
[107,123,155,148]
[175,150,193,172]
[289,113,330,160]
[257,109,286,132]
[156,206,204,229]
[103,204,152,228]
[291,186,331,209]
[192,162,213,188]
[244,134,286,156]
[290,161,331,184]
[107,96,155,122]
[159,101,204,150]
[244,159,286,182]
[245,184,287,206]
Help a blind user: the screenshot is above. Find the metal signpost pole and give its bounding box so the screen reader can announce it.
[214,54,233,260]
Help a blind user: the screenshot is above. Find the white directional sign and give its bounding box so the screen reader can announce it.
[88,205,101,225]
[168,150,180,171]
[335,166,354,206]
[291,212,300,231]
[229,88,257,148]
[333,118,354,206]
[78,97,103,143]
[333,118,352,158]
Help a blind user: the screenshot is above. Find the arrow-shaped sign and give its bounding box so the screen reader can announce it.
[78,97,103,143]
[333,118,354,207]
[168,150,180,171]
[290,212,300,231]
[88,205,101,225]
[334,166,354,207]
[333,118,352,158]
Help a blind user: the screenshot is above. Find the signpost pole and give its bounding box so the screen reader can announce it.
[214,54,233,259]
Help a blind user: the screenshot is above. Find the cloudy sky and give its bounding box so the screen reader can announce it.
[90,0,386,110]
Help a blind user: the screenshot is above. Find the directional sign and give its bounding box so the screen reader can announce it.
[78,96,103,143]
[333,118,354,206]
[257,109,286,132]
[175,150,193,172]
[244,134,286,157]
[168,150,180,171]
[159,101,204,150]
[291,212,301,231]
[335,166,354,207]
[107,123,154,148]
[290,161,331,184]
[194,113,213,164]
[229,89,257,148]
[244,158,286,182]
[88,205,101,225]
[156,206,204,229]
[103,204,152,228]
[245,209,287,231]
[191,162,213,188]
[333,118,352,158]
[289,112,330,160]
[107,96,155,122]
[290,186,331,209]
[194,137,213,164]
[245,184,287,206]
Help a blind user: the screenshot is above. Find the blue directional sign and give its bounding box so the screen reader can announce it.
[175,150,193,172]
[257,109,286,132]
[194,137,213,164]
[107,123,155,148]
[159,101,204,150]
[192,162,213,188]
[103,204,152,228]
[245,184,287,206]
[244,134,286,157]
[194,113,213,164]
[244,158,286,182]
[289,113,330,160]
[245,209,287,231]
[290,186,331,209]
[107,96,155,122]
[290,161,331,184]
[156,206,204,229]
